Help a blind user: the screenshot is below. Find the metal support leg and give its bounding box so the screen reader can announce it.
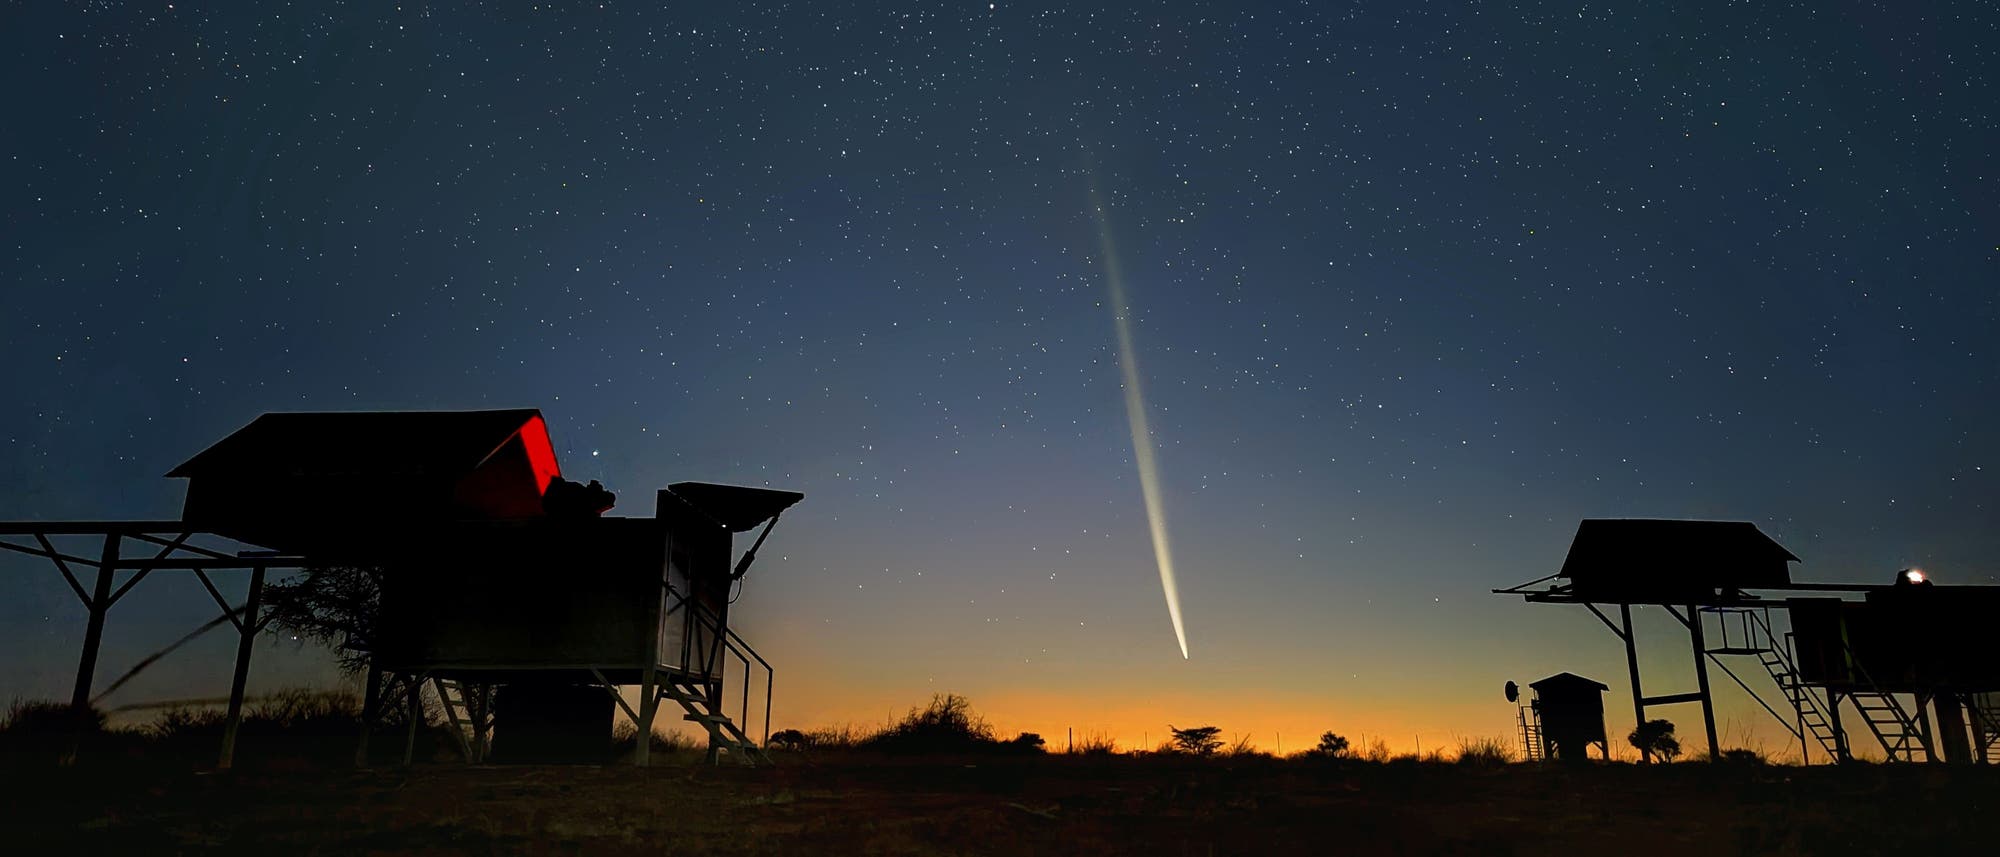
[1620,604,1647,763]
[69,535,121,710]
[636,667,659,767]
[1687,604,1721,760]
[1830,688,1851,763]
[217,565,266,770]
[356,661,382,768]
[402,676,421,765]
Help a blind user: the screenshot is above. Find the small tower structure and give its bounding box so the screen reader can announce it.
[1527,672,1610,762]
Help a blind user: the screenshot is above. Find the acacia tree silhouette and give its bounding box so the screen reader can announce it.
[1168,724,1223,756]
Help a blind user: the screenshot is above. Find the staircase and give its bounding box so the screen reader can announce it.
[1966,693,2000,764]
[1749,637,1844,761]
[659,592,775,766]
[660,674,769,765]
[1703,607,1844,762]
[1847,690,1928,762]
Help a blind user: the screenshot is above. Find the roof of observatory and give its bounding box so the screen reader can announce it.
[167,409,556,481]
[1557,519,1798,601]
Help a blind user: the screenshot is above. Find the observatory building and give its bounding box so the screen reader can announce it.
[1498,519,2000,765]
[1518,672,1610,763]
[1,409,799,767]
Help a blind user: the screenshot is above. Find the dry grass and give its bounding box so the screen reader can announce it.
[1454,736,1514,766]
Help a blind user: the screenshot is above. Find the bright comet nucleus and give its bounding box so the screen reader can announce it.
[1089,188,1190,660]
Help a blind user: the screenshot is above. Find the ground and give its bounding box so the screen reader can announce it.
[5,757,1997,855]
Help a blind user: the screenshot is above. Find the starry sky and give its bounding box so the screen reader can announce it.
[3,2,1997,759]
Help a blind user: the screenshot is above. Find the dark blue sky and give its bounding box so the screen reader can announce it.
[3,1,1996,753]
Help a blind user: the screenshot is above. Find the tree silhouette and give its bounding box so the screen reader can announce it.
[1168,724,1224,756]
[1627,718,1681,763]
[1313,731,1351,757]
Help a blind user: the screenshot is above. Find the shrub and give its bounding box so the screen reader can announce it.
[1455,736,1513,766]
[1360,738,1393,763]
[2,699,106,735]
[1628,719,1681,763]
[1714,748,1769,765]
[768,729,812,751]
[862,693,996,755]
[1066,732,1119,755]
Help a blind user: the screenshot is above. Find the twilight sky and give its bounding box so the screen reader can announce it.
[3,2,1996,759]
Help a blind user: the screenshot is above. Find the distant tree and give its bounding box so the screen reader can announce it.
[1011,732,1046,752]
[260,563,473,728]
[1168,724,1224,757]
[1313,731,1351,758]
[1628,719,1681,763]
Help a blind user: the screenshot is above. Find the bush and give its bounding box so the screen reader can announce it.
[862,694,997,755]
[1628,719,1681,763]
[1455,736,1513,766]
[1360,738,1393,763]
[1714,748,1769,766]
[768,729,812,751]
[1066,732,1119,755]
[2,699,106,735]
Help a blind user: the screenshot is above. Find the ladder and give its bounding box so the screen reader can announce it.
[431,677,492,763]
[1516,703,1544,762]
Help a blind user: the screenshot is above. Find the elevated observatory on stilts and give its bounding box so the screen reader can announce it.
[1496,518,2000,765]
[1,408,800,767]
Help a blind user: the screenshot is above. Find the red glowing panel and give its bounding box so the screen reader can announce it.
[518,414,562,493]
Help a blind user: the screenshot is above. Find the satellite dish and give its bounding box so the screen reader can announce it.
[1504,680,1519,703]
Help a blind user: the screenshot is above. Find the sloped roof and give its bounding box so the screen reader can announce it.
[1530,672,1609,692]
[167,409,552,480]
[1559,519,1798,590]
[665,482,804,532]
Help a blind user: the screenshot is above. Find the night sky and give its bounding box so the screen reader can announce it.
[4,2,1997,758]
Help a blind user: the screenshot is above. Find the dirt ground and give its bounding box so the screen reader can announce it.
[6,756,1998,855]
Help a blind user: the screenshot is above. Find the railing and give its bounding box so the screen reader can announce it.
[662,581,774,748]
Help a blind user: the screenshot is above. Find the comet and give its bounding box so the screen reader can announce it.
[1089,187,1190,659]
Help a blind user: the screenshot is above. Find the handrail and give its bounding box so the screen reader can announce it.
[661,579,775,748]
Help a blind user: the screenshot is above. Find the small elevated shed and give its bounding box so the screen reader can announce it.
[1529,672,1609,762]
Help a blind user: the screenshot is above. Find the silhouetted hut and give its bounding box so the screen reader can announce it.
[1530,672,1609,762]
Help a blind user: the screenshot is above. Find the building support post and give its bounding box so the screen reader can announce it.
[70,534,122,710]
[1829,688,1851,763]
[402,676,421,765]
[217,564,266,770]
[356,660,383,768]
[1915,693,1938,763]
[1968,694,1990,765]
[1619,604,1648,763]
[1686,604,1722,760]
[1936,693,1972,764]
